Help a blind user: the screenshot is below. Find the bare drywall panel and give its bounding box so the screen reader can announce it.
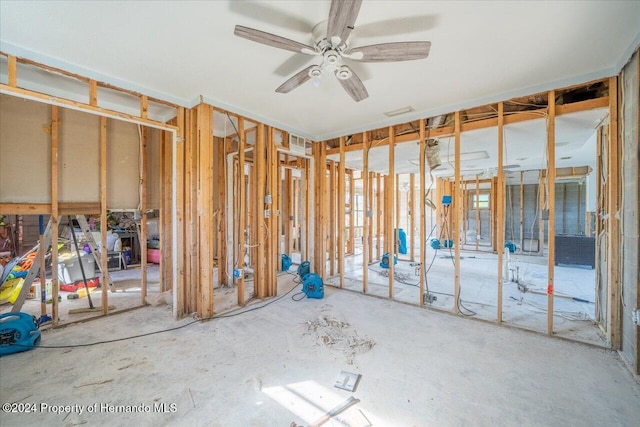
[0,95,51,203]
[620,50,639,373]
[146,127,161,210]
[58,108,100,202]
[106,118,140,210]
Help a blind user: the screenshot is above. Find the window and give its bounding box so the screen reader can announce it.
[472,194,490,209]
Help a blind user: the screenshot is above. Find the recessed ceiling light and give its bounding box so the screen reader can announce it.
[556,141,570,147]
[384,106,414,117]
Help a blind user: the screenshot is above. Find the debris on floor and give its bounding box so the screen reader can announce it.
[303,306,375,364]
[145,290,173,307]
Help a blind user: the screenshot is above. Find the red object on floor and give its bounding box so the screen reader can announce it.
[59,277,100,292]
[147,248,161,264]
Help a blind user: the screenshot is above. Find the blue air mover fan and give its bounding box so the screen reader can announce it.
[380,252,397,269]
[505,241,517,253]
[302,273,324,299]
[281,254,292,271]
[0,312,41,356]
[297,261,310,279]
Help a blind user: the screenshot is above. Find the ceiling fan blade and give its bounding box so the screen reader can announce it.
[276,65,315,94]
[327,0,362,48]
[349,41,431,62]
[234,25,315,54]
[335,66,368,102]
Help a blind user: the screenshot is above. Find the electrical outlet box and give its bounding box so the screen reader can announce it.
[264,210,271,218]
[633,309,639,325]
[442,195,452,206]
[541,209,550,220]
[424,293,438,304]
[265,195,272,204]
[366,210,373,218]
[233,269,243,279]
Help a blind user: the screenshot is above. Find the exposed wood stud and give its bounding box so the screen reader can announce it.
[237,117,246,305]
[376,173,382,261]
[362,132,370,293]
[140,126,148,305]
[606,76,621,348]
[8,55,17,87]
[454,111,461,314]
[520,171,524,250]
[338,137,346,287]
[284,160,293,255]
[255,123,267,298]
[51,105,59,325]
[348,170,355,255]
[387,126,395,299]
[196,104,214,317]
[329,161,336,276]
[89,80,98,106]
[497,102,505,323]
[409,173,415,262]
[217,130,226,288]
[538,170,545,255]
[100,116,109,314]
[547,90,556,335]
[475,175,480,251]
[269,127,279,296]
[366,172,375,264]
[313,142,327,278]
[395,175,400,259]
[175,107,186,317]
[140,96,148,119]
[419,119,426,305]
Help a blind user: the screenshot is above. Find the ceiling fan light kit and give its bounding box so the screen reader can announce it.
[234,0,431,102]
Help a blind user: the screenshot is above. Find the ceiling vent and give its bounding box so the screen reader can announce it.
[289,134,308,155]
[384,106,414,117]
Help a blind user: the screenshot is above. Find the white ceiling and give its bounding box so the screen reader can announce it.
[1,1,638,142]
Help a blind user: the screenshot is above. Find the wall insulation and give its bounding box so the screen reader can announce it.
[0,95,51,203]
[58,108,99,202]
[620,49,639,374]
[0,94,162,211]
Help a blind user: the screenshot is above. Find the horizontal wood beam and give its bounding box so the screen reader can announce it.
[0,51,180,109]
[0,203,52,214]
[0,84,178,132]
[58,202,101,215]
[325,96,609,155]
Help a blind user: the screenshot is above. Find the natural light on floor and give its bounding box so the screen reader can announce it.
[262,380,381,426]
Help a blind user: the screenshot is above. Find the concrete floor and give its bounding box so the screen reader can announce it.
[324,242,603,346]
[1,277,638,426]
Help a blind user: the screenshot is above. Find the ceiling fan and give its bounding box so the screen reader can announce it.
[233,0,432,102]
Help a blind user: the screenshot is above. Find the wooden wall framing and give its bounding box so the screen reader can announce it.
[3,50,635,374]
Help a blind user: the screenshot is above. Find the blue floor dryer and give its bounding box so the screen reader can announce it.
[0,312,41,356]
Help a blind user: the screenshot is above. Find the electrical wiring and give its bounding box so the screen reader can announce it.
[6,279,302,350]
[508,296,592,322]
[442,209,477,316]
